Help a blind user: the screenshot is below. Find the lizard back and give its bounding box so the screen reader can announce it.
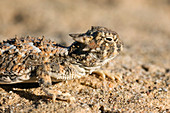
[0,36,70,83]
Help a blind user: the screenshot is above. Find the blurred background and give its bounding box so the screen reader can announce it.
[0,0,169,67]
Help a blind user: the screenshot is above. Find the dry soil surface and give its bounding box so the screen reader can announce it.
[0,0,170,112]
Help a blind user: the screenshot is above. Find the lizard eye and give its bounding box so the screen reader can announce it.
[106,37,112,41]
[105,37,113,42]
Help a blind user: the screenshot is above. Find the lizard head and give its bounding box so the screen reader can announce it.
[69,26,123,68]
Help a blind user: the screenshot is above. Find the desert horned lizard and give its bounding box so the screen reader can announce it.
[0,26,123,102]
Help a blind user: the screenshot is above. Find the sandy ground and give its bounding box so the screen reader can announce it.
[0,0,170,112]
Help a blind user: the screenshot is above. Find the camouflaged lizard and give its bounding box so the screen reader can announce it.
[0,26,123,102]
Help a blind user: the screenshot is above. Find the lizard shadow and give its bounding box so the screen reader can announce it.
[0,82,64,103]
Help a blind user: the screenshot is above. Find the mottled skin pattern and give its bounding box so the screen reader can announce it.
[69,26,123,73]
[0,26,123,102]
